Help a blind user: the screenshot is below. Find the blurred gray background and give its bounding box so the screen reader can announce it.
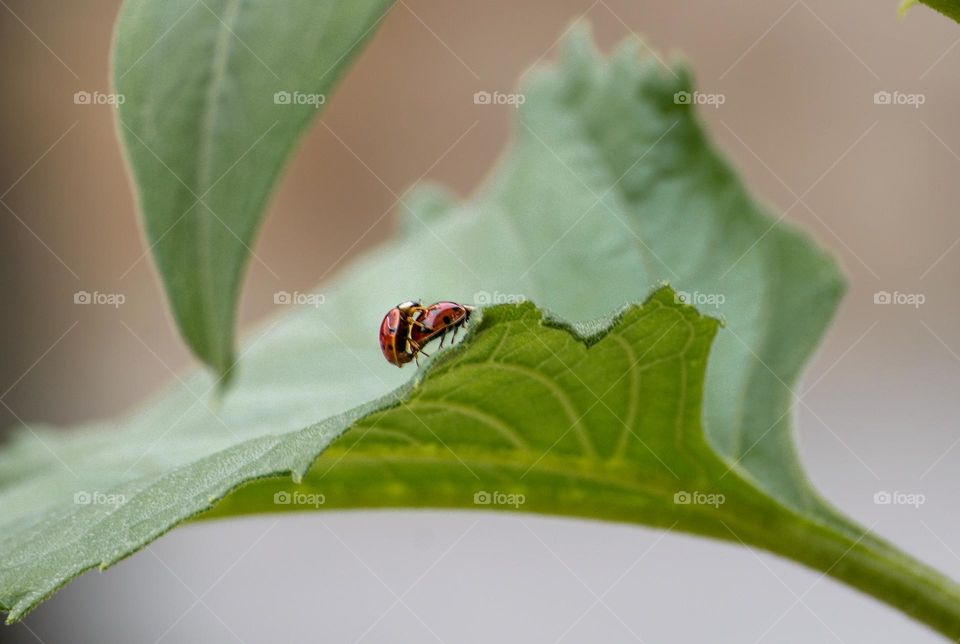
[3,0,960,641]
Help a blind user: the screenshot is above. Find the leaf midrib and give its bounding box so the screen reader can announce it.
[196,0,242,368]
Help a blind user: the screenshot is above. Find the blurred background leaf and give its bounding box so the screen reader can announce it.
[114,0,392,380]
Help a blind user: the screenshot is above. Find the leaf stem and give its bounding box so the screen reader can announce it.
[744,510,960,641]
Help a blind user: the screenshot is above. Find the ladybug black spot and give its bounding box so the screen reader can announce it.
[443,315,452,324]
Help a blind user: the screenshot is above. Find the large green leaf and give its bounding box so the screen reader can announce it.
[113,0,392,379]
[3,26,959,636]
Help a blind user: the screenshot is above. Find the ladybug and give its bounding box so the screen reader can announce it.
[379,300,474,368]
[379,301,427,367]
[411,301,472,349]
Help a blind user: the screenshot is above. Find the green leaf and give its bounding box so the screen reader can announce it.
[4,25,959,637]
[113,0,392,379]
[906,0,960,22]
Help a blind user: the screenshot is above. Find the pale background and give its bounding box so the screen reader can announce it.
[3,0,960,642]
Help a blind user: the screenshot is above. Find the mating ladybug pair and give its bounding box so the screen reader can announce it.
[379,300,473,367]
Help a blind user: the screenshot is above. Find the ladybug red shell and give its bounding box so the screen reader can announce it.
[379,307,410,367]
[379,301,424,367]
[411,301,471,347]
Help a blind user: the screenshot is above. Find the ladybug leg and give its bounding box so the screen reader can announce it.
[407,308,432,335]
[402,337,417,361]
[403,321,422,353]
[402,307,428,330]
[409,339,430,357]
[410,306,428,322]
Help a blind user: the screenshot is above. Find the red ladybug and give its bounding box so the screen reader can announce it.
[411,301,472,348]
[379,300,473,368]
[379,301,426,367]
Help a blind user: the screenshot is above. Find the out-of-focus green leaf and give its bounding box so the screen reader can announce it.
[113,0,392,379]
